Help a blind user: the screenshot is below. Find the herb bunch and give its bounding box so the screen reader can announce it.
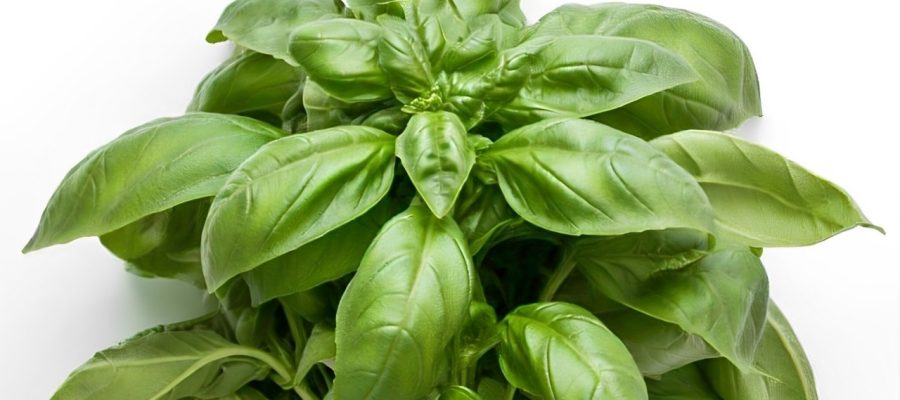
[25,1,880,399]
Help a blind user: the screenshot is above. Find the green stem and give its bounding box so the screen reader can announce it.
[538,247,577,302]
[294,382,321,400]
[504,384,517,400]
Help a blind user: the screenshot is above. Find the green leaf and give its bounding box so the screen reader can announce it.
[397,111,475,217]
[646,364,722,400]
[498,302,648,400]
[377,15,435,102]
[602,309,718,377]
[51,330,286,400]
[294,324,337,386]
[493,35,697,128]
[280,287,337,324]
[578,247,769,371]
[479,118,714,236]
[289,18,393,102]
[334,203,475,399]
[24,113,283,252]
[243,201,391,304]
[441,15,502,72]
[187,51,305,125]
[202,126,396,291]
[100,199,210,287]
[208,0,341,65]
[302,78,390,134]
[497,0,526,28]
[441,386,483,400]
[652,130,881,246]
[573,228,711,282]
[218,387,269,400]
[477,378,509,400]
[453,182,516,254]
[701,301,818,400]
[348,0,405,21]
[526,4,760,138]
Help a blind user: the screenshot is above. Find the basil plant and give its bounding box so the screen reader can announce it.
[25,1,880,399]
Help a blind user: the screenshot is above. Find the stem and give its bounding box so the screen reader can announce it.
[244,348,294,384]
[504,384,517,400]
[294,382,321,400]
[538,246,577,302]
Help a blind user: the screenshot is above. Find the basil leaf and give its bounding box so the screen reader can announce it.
[334,203,475,399]
[554,269,626,315]
[303,79,388,132]
[493,35,697,128]
[188,51,305,126]
[294,324,337,387]
[526,4,761,138]
[441,386,482,400]
[602,310,718,377]
[397,111,475,217]
[701,301,818,400]
[100,199,210,288]
[24,113,283,252]
[202,125,395,291]
[243,201,390,304]
[280,287,336,324]
[479,118,714,236]
[208,0,341,65]
[498,302,647,399]
[348,0,405,21]
[477,378,509,400]
[573,228,711,281]
[377,15,435,102]
[578,247,769,371]
[652,130,882,246]
[442,15,502,72]
[647,364,722,400]
[453,182,516,254]
[289,18,393,102]
[497,0,526,29]
[52,330,284,400]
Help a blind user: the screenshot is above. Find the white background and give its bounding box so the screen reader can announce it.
[1,1,897,399]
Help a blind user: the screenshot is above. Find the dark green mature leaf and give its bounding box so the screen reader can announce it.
[243,201,391,304]
[652,130,881,246]
[202,126,396,291]
[479,118,714,236]
[442,386,483,400]
[334,203,475,399]
[525,3,761,138]
[701,301,818,400]
[498,302,647,400]
[51,331,284,400]
[289,18,393,102]
[208,0,341,65]
[602,310,718,377]
[378,15,435,102]
[578,247,769,371]
[188,51,305,125]
[493,35,697,128]
[453,182,516,254]
[24,113,283,252]
[647,364,721,400]
[101,200,210,287]
[397,111,475,217]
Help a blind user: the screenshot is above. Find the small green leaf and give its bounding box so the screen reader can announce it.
[51,330,282,400]
[701,301,818,400]
[647,364,722,400]
[578,247,769,371]
[441,385,483,400]
[377,15,435,102]
[334,203,475,399]
[289,18,393,102]
[397,111,475,217]
[493,35,697,128]
[202,126,396,291]
[652,130,882,246]
[453,182,516,254]
[24,113,282,252]
[294,324,337,387]
[209,0,341,64]
[479,118,714,236]
[498,302,648,400]
[347,0,405,21]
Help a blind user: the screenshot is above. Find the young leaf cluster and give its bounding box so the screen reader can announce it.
[25,1,880,399]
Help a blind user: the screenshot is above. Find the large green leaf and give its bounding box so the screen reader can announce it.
[493,35,697,128]
[289,18,393,102]
[208,0,341,65]
[498,302,647,400]
[242,202,390,304]
[377,15,435,102]
[652,130,881,246]
[51,330,286,400]
[24,113,282,252]
[397,111,475,217]
[188,51,305,124]
[646,364,722,400]
[525,3,761,138]
[577,247,769,371]
[701,301,818,400]
[202,126,396,291]
[478,118,714,236]
[334,203,475,399]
